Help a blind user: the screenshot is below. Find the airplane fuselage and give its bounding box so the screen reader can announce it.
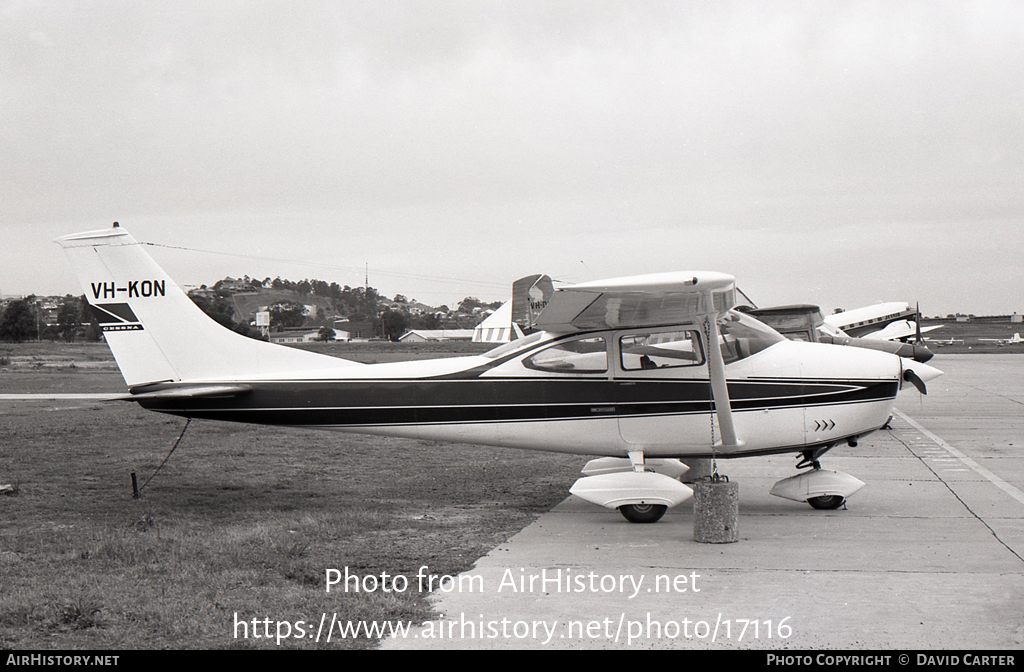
[56,225,944,516]
[133,337,901,459]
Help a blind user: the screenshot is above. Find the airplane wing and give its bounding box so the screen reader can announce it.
[532,271,741,448]
[861,320,943,342]
[533,271,736,332]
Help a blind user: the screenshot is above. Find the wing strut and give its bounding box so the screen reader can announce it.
[704,315,742,450]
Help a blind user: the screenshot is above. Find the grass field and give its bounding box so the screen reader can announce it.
[1,329,1016,649]
[0,341,582,649]
[918,319,1024,354]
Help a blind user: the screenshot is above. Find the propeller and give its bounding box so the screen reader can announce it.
[902,359,943,395]
[904,301,935,362]
[903,368,928,395]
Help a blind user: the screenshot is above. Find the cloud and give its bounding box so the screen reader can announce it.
[3,1,1023,313]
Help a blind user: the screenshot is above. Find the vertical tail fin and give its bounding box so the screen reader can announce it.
[510,273,554,333]
[56,225,359,388]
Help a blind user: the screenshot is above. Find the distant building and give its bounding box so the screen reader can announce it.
[398,329,475,343]
[269,328,350,344]
[268,330,314,344]
[216,277,259,295]
[337,320,373,339]
[407,301,434,315]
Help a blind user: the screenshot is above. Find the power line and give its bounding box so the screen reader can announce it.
[138,241,509,290]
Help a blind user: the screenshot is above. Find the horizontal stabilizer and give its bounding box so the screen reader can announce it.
[118,385,253,401]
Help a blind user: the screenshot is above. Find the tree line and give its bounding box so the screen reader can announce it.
[0,295,99,343]
[212,275,500,318]
[1,277,502,343]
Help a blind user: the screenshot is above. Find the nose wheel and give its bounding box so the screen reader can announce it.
[806,494,846,510]
[771,448,865,509]
[617,503,668,523]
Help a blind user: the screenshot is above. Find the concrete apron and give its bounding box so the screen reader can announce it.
[383,358,1024,649]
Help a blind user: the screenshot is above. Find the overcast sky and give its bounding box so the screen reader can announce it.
[2,1,1022,315]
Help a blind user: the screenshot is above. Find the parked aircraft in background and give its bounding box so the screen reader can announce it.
[57,224,941,523]
[924,337,964,347]
[738,304,936,363]
[978,333,1024,346]
[823,302,941,341]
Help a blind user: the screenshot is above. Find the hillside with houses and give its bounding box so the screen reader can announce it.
[0,274,504,344]
[187,275,501,343]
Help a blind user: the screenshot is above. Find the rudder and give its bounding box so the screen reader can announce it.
[56,224,359,388]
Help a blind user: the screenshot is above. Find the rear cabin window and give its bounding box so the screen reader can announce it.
[524,336,608,373]
[620,331,704,370]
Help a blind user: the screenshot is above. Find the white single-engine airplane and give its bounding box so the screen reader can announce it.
[923,337,963,347]
[978,333,1024,346]
[57,224,942,523]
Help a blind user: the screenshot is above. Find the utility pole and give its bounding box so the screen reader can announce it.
[367,261,382,339]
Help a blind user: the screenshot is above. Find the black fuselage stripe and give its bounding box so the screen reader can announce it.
[161,398,895,428]
[139,379,898,427]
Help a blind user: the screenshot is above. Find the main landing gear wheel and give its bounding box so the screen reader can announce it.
[807,495,845,510]
[618,503,668,523]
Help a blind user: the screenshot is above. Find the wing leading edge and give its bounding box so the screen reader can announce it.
[533,271,737,333]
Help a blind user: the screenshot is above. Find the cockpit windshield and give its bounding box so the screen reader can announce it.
[718,310,786,364]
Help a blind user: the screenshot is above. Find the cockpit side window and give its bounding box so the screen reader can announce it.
[523,336,608,373]
[620,330,704,370]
